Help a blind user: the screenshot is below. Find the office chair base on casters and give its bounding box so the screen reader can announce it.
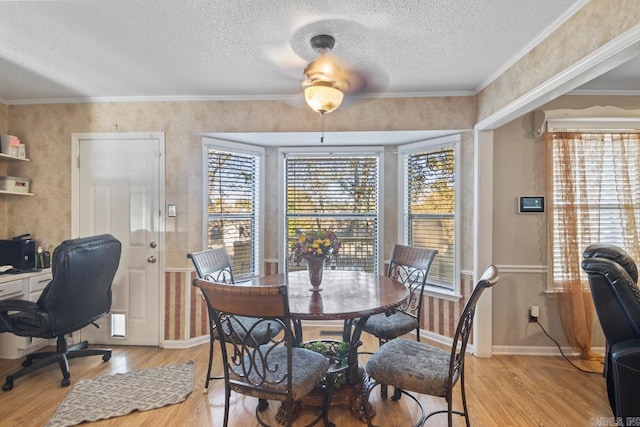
[2,336,112,391]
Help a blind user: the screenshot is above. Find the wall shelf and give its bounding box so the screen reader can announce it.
[0,190,34,197]
[1,152,32,195]
[0,153,30,162]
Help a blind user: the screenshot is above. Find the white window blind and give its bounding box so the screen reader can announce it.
[403,144,456,290]
[206,147,261,278]
[550,133,640,283]
[285,155,379,273]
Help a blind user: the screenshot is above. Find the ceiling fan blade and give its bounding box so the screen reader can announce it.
[263,42,308,80]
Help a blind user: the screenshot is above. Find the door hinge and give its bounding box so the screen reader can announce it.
[76,156,80,168]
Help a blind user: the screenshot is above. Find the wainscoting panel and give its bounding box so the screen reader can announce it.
[164,271,186,341]
[264,260,278,276]
[423,272,473,340]
[164,270,209,341]
[189,271,209,339]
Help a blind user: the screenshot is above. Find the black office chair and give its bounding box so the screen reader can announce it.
[363,265,499,427]
[581,243,640,420]
[0,234,121,390]
[187,247,282,393]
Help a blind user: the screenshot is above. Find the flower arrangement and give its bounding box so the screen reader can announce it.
[303,340,349,388]
[290,230,340,265]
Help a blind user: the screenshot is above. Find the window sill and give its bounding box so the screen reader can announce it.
[423,286,462,302]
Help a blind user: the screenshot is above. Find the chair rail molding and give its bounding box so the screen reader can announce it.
[496,264,547,274]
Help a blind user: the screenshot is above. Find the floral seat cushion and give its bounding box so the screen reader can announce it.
[357,311,418,341]
[366,338,450,397]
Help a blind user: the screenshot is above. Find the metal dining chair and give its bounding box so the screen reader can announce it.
[355,244,437,398]
[187,246,282,393]
[193,279,337,427]
[363,265,499,427]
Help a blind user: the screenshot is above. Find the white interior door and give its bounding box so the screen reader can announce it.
[73,133,164,346]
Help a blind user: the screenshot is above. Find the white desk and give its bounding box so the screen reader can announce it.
[0,269,52,359]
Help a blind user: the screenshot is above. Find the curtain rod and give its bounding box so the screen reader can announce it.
[545,117,640,133]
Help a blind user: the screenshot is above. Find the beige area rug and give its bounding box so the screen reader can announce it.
[47,360,195,427]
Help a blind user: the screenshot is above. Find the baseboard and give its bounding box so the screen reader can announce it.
[160,320,347,349]
[492,345,606,356]
[159,324,606,357]
[162,335,208,349]
[421,328,606,357]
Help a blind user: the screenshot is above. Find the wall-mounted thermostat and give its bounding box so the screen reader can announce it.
[518,196,544,214]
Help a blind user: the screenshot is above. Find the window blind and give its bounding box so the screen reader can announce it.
[405,146,456,289]
[551,133,640,282]
[285,155,379,273]
[207,149,260,278]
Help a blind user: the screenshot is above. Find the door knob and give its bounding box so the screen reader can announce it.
[149,241,157,249]
[147,256,157,264]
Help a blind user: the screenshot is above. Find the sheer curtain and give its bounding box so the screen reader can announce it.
[545,132,640,360]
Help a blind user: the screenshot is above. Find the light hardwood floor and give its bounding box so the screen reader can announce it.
[0,326,611,426]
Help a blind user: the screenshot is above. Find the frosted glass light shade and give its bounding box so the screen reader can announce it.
[304,85,344,114]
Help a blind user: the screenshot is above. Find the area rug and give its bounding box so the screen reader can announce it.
[47,360,195,427]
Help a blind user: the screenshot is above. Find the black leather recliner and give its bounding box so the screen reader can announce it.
[0,234,121,390]
[581,243,640,420]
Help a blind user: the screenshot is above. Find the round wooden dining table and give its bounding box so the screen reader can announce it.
[254,269,408,318]
[243,269,409,420]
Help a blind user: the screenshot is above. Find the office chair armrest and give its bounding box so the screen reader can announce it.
[0,299,39,313]
[0,300,50,336]
[612,339,640,367]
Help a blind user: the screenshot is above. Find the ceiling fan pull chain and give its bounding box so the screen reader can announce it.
[320,113,325,143]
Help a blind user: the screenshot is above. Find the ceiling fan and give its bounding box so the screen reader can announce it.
[301,34,372,116]
[299,34,371,142]
[302,34,353,115]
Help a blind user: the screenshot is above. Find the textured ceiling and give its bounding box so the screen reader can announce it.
[0,0,634,104]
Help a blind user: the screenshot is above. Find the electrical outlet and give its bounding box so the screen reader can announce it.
[529,305,539,323]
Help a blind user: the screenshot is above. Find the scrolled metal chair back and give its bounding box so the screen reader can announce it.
[387,244,438,313]
[224,316,289,388]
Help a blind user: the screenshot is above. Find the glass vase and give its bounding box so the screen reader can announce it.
[306,256,325,292]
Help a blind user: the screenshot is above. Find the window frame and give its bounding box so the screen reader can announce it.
[397,134,461,298]
[278,146,385,273]
[201,137,265,278]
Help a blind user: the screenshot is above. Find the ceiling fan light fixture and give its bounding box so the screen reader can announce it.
[304,82,344,115]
